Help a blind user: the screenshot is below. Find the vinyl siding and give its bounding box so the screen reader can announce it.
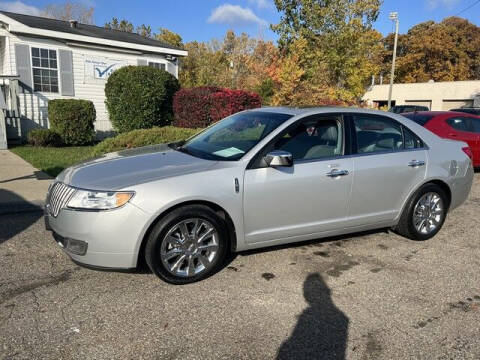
[0,37,5,74]
[5,33,178,138]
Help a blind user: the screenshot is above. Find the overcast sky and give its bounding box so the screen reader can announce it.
[0,0,478,42]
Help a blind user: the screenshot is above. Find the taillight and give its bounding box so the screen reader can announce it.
[462,146,473,161]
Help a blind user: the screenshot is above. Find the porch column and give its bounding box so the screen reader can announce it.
[0,87,7,149]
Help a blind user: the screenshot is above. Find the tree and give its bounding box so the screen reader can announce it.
[156,28,184,48]
[271,0,383,100]
[272,0,381,48]
[104,17,134,32]
[179,41,229,88]
[178,30,279,96]
[42,1,94,24]
[136,24,153,38]
[382,17,480,83]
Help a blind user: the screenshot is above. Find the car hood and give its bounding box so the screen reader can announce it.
[57,144,218,190]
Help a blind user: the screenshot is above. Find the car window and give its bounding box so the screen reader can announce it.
[403,126,423,149]
[447,117,474,133]
[471,118,480,133]
[402,113,434,126]
[180,111,293,161]
[353,115,403,154]
[274,116,343,161]
[451,108,480,115]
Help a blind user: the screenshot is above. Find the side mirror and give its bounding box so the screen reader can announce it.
[264,150,293,167]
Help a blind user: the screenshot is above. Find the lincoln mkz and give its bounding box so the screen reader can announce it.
[45,107,474,283]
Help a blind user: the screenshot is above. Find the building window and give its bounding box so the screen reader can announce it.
[31,47,59,93]
[148,62,166,71]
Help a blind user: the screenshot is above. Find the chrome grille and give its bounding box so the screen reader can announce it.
[46,182,76,217]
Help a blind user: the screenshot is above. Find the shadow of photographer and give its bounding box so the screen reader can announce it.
[277,273,349,360]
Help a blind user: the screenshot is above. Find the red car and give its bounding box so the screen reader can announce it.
[403,111,480,168]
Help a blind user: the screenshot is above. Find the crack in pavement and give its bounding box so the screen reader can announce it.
[0,268,79,305]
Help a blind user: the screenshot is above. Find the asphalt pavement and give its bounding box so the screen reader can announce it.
[1,174,479,360]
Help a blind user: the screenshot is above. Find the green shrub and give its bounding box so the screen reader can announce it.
[27,129,63,147]
[105,66,180,133]
[92,126,200,155]
[48,99,96,145]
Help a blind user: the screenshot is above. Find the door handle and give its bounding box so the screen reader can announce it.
[408,160,425,167]
[326,169,349,177]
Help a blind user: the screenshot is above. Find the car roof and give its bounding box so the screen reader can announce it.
[253,106,337,116]
[252,106,391,117]
[401,111,479,117]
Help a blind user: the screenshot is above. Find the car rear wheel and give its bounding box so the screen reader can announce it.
[145,205,228,284]
[395,183,448,241]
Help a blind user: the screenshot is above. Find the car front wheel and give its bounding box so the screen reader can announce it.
[145,205,228,284]
[395,183,448,241]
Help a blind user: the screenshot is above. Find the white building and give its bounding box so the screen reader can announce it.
[362,80,480,111]
[0,11,188,149]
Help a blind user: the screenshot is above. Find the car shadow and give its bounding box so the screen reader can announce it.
[84,228,390,277]
[277,272,349,360]
[0,189,43,245]
[228,228,390,262]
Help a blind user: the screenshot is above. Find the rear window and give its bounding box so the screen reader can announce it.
[402,113,434,126]
[451,108,480,115]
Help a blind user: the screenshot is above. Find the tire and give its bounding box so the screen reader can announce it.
[145,205,228,284]
[394,183,448,241]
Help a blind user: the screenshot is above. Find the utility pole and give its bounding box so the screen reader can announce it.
[230,60,234,89]
[388,12,399,109]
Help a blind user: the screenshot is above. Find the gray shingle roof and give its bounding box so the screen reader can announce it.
[0,11,184,52]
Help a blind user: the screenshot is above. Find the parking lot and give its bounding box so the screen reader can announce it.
[0,174,479,359]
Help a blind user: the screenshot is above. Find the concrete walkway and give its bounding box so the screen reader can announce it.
[0,150,52,214]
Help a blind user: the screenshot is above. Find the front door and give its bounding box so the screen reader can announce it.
[348,113,427,225]
[243,114,353,244]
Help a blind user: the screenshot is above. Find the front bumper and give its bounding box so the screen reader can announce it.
[45,202,148,269]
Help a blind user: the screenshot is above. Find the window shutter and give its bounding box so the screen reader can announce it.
[137,59,147,66]
[14,44,32,92]
[59,49,74,96]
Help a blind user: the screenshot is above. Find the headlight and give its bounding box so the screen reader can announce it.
[67,190,134,210]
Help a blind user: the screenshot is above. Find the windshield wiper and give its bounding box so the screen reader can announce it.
[176,146,197,158]
[168,140,185,150]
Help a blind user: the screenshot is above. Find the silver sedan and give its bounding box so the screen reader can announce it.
[45,107,474,284]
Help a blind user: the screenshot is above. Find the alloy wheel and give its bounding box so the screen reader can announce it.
[160,218,219,278]
[413,192,444,235]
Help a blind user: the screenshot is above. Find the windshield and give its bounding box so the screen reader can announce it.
[175,111,293,161]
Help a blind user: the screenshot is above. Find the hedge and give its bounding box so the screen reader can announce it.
[105,66,180,133]
[92,126,200,156]
[27,129,63,147]
[48,99,96,145]
[173,87,261,128]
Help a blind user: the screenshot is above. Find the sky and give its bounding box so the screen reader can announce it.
[0,0,479,43]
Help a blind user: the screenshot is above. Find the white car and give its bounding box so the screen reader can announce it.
[45,107,474,283]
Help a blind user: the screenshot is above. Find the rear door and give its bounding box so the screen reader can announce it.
[444,116,479,165]
[348,113,427,226]
[470,117,480,166]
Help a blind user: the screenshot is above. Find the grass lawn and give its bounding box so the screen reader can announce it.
[9,127,202,178]
[10,146,95,177]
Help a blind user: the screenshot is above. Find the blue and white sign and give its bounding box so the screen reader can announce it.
[84,56,127,83]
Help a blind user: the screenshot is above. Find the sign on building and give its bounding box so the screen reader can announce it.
[84,56,127,84]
